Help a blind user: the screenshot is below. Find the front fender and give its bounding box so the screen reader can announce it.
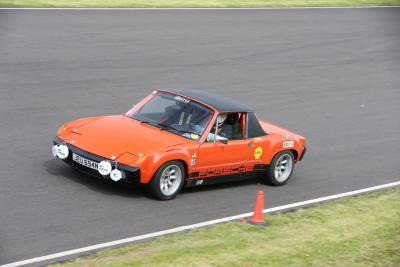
[139,148,193,184]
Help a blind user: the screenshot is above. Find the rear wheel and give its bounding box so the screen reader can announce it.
[149,161,185,200]
[263,150,294,186]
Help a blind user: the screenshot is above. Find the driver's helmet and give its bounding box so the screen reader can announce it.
[217,114,227,127]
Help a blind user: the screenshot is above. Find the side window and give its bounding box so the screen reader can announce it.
[246,112,267,138]
[206,113,244,142]
[226,113,244,140]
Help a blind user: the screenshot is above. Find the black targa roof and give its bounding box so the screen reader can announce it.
[160,88,254,113]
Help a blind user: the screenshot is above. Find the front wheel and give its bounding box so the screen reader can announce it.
[263,150,294,186]
[149,161,185,200]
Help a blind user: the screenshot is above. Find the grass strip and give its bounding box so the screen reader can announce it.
[0,0,400,8]
[51,187,400,267]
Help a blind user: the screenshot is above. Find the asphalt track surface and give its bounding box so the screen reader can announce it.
[0,8,399,265]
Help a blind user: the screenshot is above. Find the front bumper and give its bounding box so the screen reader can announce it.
[53,137,140,183]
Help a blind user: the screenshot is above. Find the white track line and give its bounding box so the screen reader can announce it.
[0,6,399,10]
[2,180,400,267]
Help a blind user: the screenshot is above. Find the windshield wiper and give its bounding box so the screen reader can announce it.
[156,122,179,132]
[140,120,178,132]
[175,129,197,135]
[140,120,166,130]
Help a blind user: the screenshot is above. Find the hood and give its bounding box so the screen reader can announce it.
[60,115,189,160]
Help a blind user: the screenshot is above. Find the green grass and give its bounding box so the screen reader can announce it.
[0,0,400,8]
[51,188,400,267]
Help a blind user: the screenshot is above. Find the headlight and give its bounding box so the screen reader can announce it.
[98,161,112,176]
[110,169,125,182]
[57,123,67,135]
[52,144,69,159]
[52,145,59,157]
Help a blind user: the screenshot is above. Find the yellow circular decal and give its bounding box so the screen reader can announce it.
[254,147,263,160]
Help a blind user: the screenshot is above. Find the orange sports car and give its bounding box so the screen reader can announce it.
[52,89,306,200]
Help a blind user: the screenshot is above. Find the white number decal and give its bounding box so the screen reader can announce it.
[283,141,294,148]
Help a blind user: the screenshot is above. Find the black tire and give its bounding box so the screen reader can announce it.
[263,150,295,186]
[149,161,185,200]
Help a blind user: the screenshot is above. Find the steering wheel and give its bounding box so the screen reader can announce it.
[186,123,196,131]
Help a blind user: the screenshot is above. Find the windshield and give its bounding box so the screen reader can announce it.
[128,92,214,141]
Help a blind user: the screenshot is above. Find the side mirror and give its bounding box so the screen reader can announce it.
[216,135,228,144]
[218,139,228,145]
[206,133,229,144]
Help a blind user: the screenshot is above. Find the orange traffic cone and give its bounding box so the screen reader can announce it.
[248,190,267,226]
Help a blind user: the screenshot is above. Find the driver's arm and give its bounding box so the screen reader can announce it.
[218,124,233,139]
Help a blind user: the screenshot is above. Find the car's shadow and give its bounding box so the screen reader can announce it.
[181,177,263,195]
[43,160,145,198]
[44,159,265,199]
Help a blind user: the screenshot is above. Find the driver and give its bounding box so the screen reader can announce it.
[216,114,233,140]
[207,114,233,141]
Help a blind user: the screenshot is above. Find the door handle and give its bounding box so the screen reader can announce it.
[248,142,254,148]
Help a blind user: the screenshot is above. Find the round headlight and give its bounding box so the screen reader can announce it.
[98,161,112,176]
[56,144,69,159]
[110,169,125,182]
[52,145,59,158]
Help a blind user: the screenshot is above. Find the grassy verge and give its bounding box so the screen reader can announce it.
[51,188,400,267]
[0,0,400,8]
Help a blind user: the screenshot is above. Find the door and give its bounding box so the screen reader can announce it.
[195,140,252,178]
[194,113,253,178]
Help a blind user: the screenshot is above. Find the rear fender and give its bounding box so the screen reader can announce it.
[261,138,301,164]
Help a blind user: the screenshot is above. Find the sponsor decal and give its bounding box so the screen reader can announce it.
[283,141,294,148]
[254,147,263,160]
[174,95,190,104]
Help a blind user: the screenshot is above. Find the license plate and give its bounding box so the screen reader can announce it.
[72,153,99,170]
